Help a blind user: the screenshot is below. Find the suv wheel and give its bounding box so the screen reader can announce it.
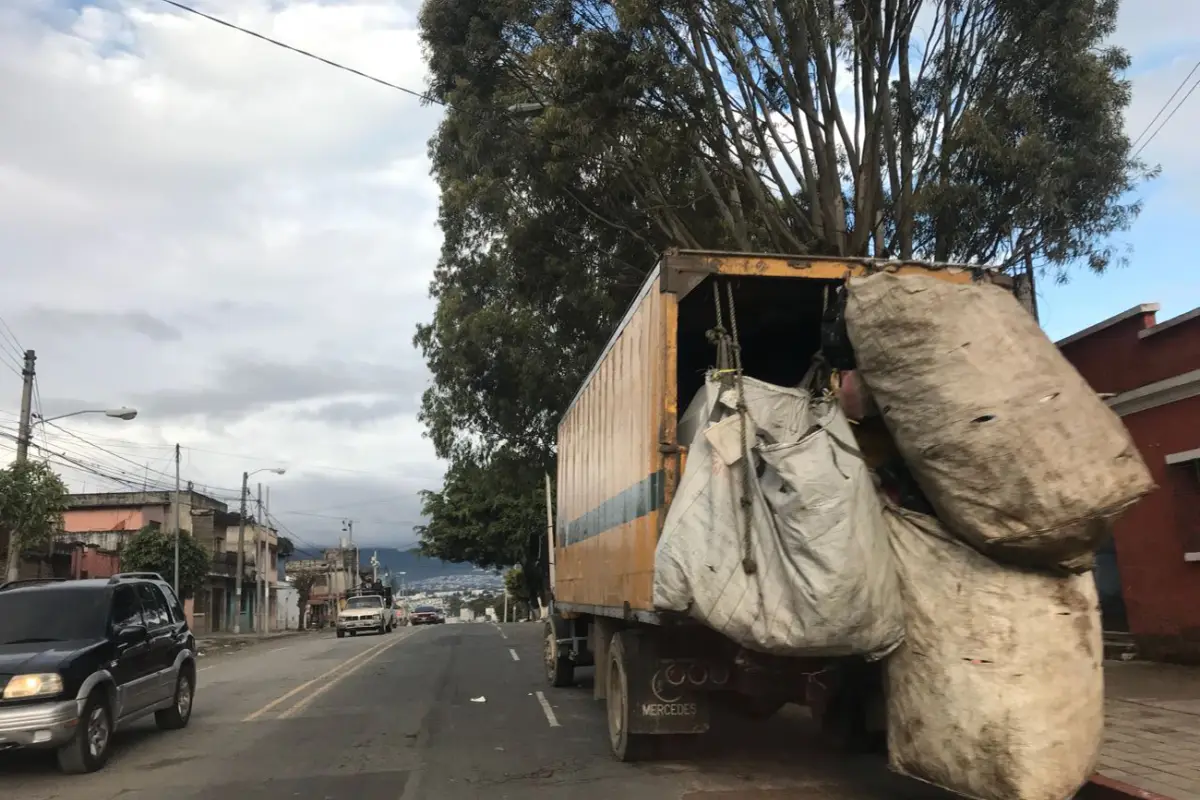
[58,692,112,774]
[156,667,195,730]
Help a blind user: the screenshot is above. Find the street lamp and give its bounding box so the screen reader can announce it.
[36,407,138,424]
[232,467,287,634]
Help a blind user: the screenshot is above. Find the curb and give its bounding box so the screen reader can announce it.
[1079,775,1176,800]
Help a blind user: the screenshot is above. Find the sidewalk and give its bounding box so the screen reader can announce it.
[195,629,308,658]
[1096,660,1200,799]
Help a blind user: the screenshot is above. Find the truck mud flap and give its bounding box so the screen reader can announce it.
[625,652,717,736]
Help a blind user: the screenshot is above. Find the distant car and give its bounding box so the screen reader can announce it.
[0,573,197,774]
[336,595,392,638]
[408,605,445,625]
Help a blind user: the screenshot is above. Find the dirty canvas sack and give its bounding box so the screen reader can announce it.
[884,506,1103,800]
[845,272,1154,571]
[652,376,903,659]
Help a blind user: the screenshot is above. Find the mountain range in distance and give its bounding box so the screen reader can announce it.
[286,546,499,587]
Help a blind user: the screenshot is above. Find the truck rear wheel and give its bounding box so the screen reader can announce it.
[607,631,655,762]
[544,615,574,688]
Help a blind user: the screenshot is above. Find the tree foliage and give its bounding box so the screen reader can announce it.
[416,451,547,601]
[415,0,1150,588]
[120,525,210,599]
[289,569,321,624]
[277,536,295,561]
[1,460,70,580]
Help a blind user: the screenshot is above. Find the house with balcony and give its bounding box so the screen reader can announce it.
[219,518,280,633]
[52,488,259,635]
[286,549,359,628]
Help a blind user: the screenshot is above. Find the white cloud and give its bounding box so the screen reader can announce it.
[0,0,444,548]
[1,0,1195,550]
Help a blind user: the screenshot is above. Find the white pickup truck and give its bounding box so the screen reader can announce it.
[335,594,393,638]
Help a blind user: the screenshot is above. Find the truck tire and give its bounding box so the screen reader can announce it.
[607,631,655,762]
[544,615,574,688]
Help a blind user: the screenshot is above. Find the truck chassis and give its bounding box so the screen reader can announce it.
[545,603,885,761]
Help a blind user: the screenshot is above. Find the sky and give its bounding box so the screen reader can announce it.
[0,0,1196,551]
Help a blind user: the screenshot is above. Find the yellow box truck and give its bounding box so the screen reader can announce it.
[544,249,1016,761]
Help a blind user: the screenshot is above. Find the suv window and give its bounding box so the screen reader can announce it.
[0,585,110,644]
[136,584,170,629]
[111,585,144,631]
[158,583,186,624]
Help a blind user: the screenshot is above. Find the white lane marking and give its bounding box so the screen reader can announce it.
[268,646,291,653]
[242,636,395,722]
[199,666,213,672]
[278,630,417,720]
[494,624,508,640]
[509,648,520,662]
[535,691,561,728]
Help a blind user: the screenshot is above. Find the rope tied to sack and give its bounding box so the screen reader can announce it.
[708,281,757,576]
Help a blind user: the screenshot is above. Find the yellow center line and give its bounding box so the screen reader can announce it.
[277,628,418,719]
[241,636,398,722]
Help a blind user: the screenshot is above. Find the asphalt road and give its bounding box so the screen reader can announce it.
[0,622,956,799]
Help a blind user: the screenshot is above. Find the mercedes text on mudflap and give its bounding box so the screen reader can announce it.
[0,573,197,773]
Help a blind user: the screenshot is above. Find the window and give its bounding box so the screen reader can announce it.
[346,596,383,609]
[158,583,186,623]
[111,586,144,631]
[136,584,170,629]
[0,587,110,644]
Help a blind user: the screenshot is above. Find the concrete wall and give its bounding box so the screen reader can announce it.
[1059,304,1200,662]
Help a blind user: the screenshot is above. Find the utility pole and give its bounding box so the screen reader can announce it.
[265,486,272,632]
[173,443,181,597]
[343,519,356,594]
[259,484,266,633]
[234,471,248,634]
[5,351,36,582]
[15,350,35,464]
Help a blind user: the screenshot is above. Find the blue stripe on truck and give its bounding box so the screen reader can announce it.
[560,469,667,546]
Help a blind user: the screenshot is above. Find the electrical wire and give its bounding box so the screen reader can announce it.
[149,0,646,245]
[0,316,24,378]
[1130,58,1200,152]
[1134,76,1200,158]
[155,0,440,105]
[42,419,242,494]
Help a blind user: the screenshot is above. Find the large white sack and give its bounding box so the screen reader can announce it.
[653,376,904,659]
[845,272,1154,571]
[884,506,1104,800]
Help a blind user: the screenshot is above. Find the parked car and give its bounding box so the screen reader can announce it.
[0,573,197,774]
[336,595,392,638]
[408,605,445,626]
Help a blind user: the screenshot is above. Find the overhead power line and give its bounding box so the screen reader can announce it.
[154,0,442,107]
[1133,59,1200,159]
[1130,58,1200,152]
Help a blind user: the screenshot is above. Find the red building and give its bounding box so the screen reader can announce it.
[1058,303,1200,663]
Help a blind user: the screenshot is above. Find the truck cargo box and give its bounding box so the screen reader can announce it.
[553,250,1011,621]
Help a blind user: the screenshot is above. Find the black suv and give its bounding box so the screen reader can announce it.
[0,572,197,773]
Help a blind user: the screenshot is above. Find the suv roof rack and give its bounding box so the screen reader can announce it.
[0,578,69,591]
[107,572,166,583]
